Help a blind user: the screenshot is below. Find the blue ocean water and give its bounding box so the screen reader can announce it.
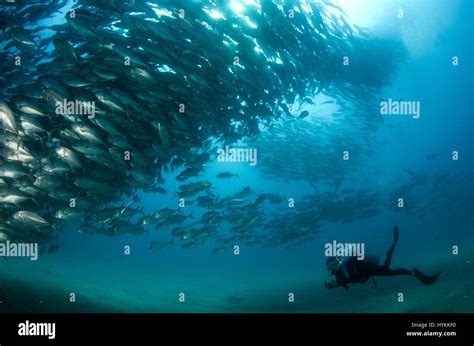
[0,0,472,313]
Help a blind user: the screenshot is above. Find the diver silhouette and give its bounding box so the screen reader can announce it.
[324,225,440,290]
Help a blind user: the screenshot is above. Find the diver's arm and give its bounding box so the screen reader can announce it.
[325,280,350,291]
[324,280,341,289]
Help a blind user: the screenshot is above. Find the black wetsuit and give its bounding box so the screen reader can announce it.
[325,226,440,289]
[333,257,411,289]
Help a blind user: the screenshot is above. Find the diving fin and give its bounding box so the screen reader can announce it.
[393,225,399,243]
[413,267,440,285]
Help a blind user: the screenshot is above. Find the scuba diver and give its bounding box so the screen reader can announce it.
[324,225,440,290]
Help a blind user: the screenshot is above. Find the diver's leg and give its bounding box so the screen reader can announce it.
[384,225,399,268]
[389,268,412,276]
[373,266,440,285]
[372,265,411,277]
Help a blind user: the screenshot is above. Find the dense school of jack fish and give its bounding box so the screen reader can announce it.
[1,0,471,254]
